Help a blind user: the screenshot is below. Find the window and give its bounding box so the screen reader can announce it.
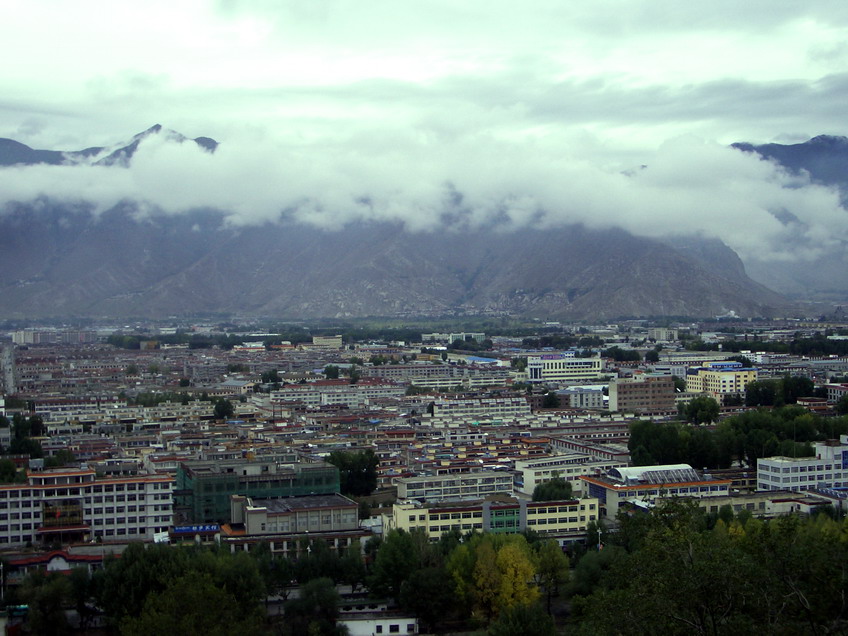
[390,625,400,634]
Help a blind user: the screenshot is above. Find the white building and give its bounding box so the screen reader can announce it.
[526,353,604,385]
[396,470,513,502]
[0,468,173,547]
[514,454,628,497]
[757,435,848,492]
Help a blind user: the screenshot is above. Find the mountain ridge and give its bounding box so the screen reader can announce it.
[0,127,800,320]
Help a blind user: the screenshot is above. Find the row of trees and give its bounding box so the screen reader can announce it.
[688,334,848,357]
[570,500,848,635]
[370,528,565,633]
[629,405,847,468]
[11,528,565,635]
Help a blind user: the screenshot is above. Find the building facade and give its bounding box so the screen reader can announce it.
[580,464,732,518]
[608,374,675,413]
[175,460,340,523]
[685,361,758,400]
[0,468,173,547]
[526,353,605,385]
[757,436,848,492]
[396,470,514,502]
[385,496,600,545]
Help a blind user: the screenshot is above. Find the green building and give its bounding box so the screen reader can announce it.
[175,459,340,523]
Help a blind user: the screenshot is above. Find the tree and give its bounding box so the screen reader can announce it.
[487,602,556,636]
[44,449,76,468]
[534,540,569,613]
[125,364,139,376]
[495,542,539,611]
[837,394,848,416]
[532,478,573,502]
[121,573,264,636]
[0,458,18,483]
[368,529,422,601]
[644,349,660,363]
[541,392,560,409]
[448,534,539,623]
[399,566,456,632]
[17,571,72,636]
[213,399,234,420]
[281,577,343,636]
[179,377,191,387]
[324,365,340,379]
[746,380,778,407]
[684,395,720,424]
[327,450,378,497]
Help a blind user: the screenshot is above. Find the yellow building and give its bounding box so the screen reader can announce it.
[384,496,600,545]
[685,361,757,400]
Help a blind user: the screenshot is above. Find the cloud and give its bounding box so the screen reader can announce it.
[0,127,844,265]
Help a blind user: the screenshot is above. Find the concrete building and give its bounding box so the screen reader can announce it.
[0,468,173,548]
[385,496,600,545]
[526,353,605,385]
[685,361,758,400]
[312,335,343,349]
[429,396,531,419]
[396,470,514,502]
[175,459,340,523]
[826,383,848,404]
[338,603,419,636]
[580,464,732,518]
[230,493,358,536]
[647,328,679,342]
[757,435,848,493]
[558,386,605,409]
[608,374,675,413]
[513,454,628,497]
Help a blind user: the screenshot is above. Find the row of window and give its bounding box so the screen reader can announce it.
[0,482,171,498]
[761,464,839,473]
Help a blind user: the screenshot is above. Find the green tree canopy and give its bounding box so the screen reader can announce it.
[326,449,379,497]
[531,478,573,502]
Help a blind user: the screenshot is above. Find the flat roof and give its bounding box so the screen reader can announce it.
[250,493,356,513]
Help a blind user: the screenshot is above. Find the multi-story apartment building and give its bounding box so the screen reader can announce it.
[311,335,343,349]
[558,386,605,409]
[396,470,514,502]
[826,383,848,404]
[0,468,173,548]
[608,374,675,413]
[270,380,405,408]
[526,353,605,385]
[513,454,628,497]
[175,459,340,523]
[647,328,679,342]
[385,496,600,544]
[230,493,358,536]
[685,361,758,400]
[429,396,531,419]
[580,464,732,518]
[757,436,848,492]
[361,364,511,391]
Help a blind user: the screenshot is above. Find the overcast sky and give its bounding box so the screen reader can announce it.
[2,0,848,262]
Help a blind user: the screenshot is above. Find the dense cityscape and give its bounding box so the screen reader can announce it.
[4,2,848,634]
[0,316,847,633]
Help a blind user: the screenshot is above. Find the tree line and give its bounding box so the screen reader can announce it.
[9,528,566,635]
[629,405,848,468]
[570,500,848,635]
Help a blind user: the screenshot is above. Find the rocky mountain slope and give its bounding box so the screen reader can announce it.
[732,135,848,300]
[0,128,795,320]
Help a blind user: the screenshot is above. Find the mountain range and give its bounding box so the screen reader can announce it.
[1,127,842,320]
[732,135,848,300]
